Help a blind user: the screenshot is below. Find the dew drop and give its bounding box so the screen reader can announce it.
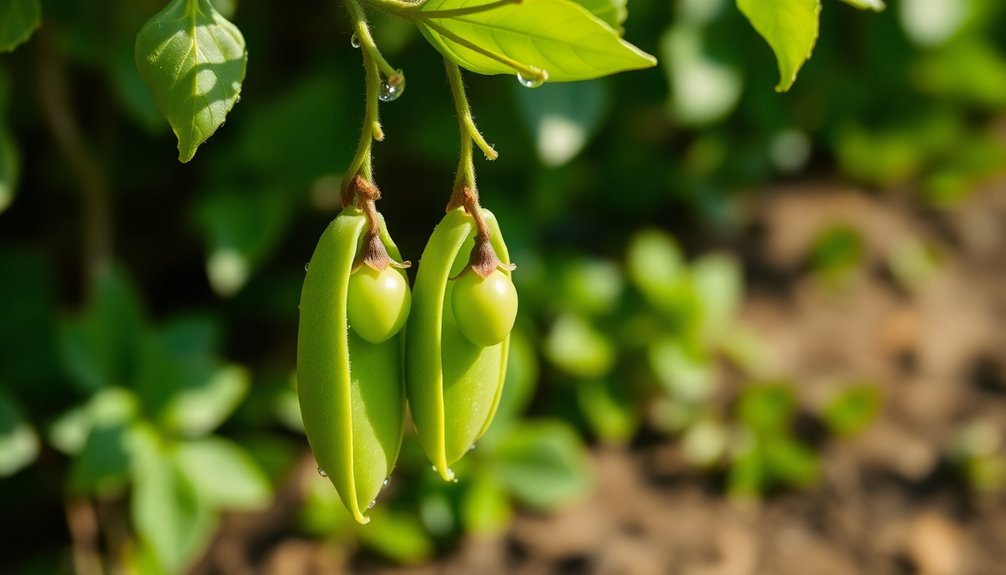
[350,33,361,48]
[431,465,438,472]
[379,70,406,102]
[517,70,546,88]
[468,443,477,452]
[367,499,377,509]
[317,467,327,477]
[383,477,390,487]
[304,262,310,271]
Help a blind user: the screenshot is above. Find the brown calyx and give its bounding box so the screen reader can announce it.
[449,186,516,279]
[344,175,410,272]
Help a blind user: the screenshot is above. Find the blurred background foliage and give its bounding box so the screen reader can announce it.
[1,0,1005,573]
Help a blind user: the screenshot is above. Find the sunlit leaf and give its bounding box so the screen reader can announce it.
[0,0,41,53]
[135,0,247,162]
[418,0,655,82]
[737,0,821,91]
[571,0,627,32]
[131,440,216,573]
[661,24,743,125]
[839,0,884,11]
[174,437,271,510]
[544,313,616,378]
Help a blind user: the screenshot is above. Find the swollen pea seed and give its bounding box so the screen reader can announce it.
[452,269,518,347]
[347,265,411,344]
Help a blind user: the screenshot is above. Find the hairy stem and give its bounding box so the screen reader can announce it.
[445,60,497,220]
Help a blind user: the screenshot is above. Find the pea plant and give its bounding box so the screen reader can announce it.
[228,0,878,523]
[0,0,891,568]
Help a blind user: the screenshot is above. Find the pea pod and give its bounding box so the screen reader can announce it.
[406,207,512,481]
[297,208,406,523]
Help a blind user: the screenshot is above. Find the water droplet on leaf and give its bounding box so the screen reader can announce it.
[304,262,310,271]
[367,499,376,509]
[379,70,406,102]
[317,467,327,477]
[350,33,361,48]
[517,70,546,88]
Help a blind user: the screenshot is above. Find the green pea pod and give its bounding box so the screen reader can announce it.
[406,207,511,481]
[297,208,406,524]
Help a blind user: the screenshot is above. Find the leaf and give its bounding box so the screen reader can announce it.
[417,0,655,82]
[70,423,134,496]
[516,79,609,166]
[822,383,881,437]
[648,338,715,402]
[576,379,638,445]
[461,471,513,535]
[839,0,884,11]
[131,437,216,573]
[736,0,821,92]
[49,387,140,455]
[571,0,627,31]
[357,510,435,565]
[690,253,742,340]
[544,313,616,378]
[135,0,247,162]
[0,0,41,53]
[0,389,38,476]
[494,420,593,510]
[173,437,271,510]
[58,266,147,392]
[737,382,796,435]
[661,24,743,125]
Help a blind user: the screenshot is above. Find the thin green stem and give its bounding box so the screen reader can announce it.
[400,0,522,19]
[346,0,401,82]
[446,60,497,214]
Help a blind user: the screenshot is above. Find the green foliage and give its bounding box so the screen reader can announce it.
[0,0,41,52]
[0,389,38,476]
[417,0,655,82]
[736,0,821,92]
[135,0,247,162]
[823,384,882,437]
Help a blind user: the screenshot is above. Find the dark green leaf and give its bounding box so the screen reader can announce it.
[0,0,41,53]
[70,423,133,496]
[494,420,592,510]
[58,266,147,392]
[737,0,821,91]
[135,0,247,162]
[418,0,655,82]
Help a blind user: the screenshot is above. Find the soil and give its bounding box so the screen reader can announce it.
[193,182,1006,575]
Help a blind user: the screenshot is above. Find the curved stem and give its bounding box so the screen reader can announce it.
[393,0,522,19]
[445,60,496,235]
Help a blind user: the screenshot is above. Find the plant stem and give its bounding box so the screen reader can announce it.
[419,18,547,84]
[445,60,496,239]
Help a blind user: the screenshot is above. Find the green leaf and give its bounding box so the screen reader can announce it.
[839,0,884,11]
[648,338,715,402]
[152,358,250,437]
[822,383,881,437]
[690,253,742,340]
[544,313,616,378]
[0,0,41,53]
[0,123,18,214]
[135,0,247,162]
[0,389,38,476]
[461,471,512,535]
[49,388,140,455]
[494,420,593,510]
[173,437,271,510]
[571,0,627,31]
[58,266,147,393]
[417,0,655,82]
[661,24,743,126]
[737,382,796,435]
[70,423,134,496]
[736,0,821,92]
[764,436,820,487]
[131,438,216,573]
[576,379,637,445]
[357,511,435,565]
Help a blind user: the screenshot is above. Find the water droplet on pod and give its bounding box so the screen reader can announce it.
[468,443,477,452]
[317,467,327,477]
[304,262,310,271]
[350,33,361,48]
[383,477,390,487]
[367,499,377,509]
[517,70,546,88]
[379,70,406,102]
